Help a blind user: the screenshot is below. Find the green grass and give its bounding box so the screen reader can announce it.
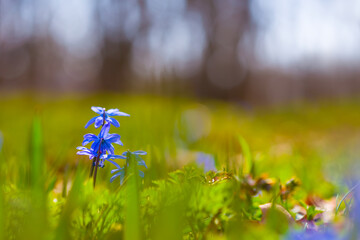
[0,93,360,239]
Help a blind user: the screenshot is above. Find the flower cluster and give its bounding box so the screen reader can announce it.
[77,107,147,187]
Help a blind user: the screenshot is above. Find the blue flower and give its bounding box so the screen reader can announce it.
[82,122,122,155]
[101,154,126,169]
[122,150,148,169]
[77,146,126,168]
[85,106,130,128]
[108,150,147,184]
[108,160,126,184]
[76,146,100,159]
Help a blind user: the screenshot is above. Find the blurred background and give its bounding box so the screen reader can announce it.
[1,2,360,238]
[1,0,360,105]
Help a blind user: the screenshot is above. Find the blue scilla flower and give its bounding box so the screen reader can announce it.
[108,160,126,184]
[82,122,122,155]
[99,154,127,169]
[76,146,104,160]
[122,150,148,169]
[77,146,126,167]
[109,150,147,184]
[85,106,130,128]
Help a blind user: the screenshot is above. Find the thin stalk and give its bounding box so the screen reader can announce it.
[93,139,103,188]
[336,182,360,214]
[93,157,100,188]
[89,159,96,178]
[90,110,106,186]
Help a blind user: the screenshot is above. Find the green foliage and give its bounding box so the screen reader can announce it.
[0,95,359,239]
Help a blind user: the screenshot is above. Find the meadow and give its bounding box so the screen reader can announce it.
[0,94,360,239]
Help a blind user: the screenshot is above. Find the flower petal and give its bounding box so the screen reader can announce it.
[102,141,115,154]
[94,116,104,129]
[90,140,101,152]
[83,133,98,140]
[107,154,126,160]
[110,172,122,183]
[76,151,91,156]
[109,118,120,128]
[91,106,104,114]
[133,150,147,155]
[76,146,88,151]
[82,133,98,146]
[105,134,122,145]
[137,159,147,168]
[85,116,98,128]
[107,109,130,117]
[138,170,144,178]
[99,122,110,137]
[106,159,122,169]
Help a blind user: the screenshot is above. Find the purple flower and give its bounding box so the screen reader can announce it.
[82,122,122,155]
[85,106,130,128]
[196,153,217,173]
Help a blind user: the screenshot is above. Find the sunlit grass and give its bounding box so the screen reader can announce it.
[0,93,360,239]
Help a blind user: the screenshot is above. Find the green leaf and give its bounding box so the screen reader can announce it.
[125,152,142,240]
[238,136,253,176]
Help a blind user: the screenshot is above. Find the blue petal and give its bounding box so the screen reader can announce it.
[133,150,147,155]
[111,169,120,174]
[76,146,96,159]
[94,116,104,129]
[105,134,122,145]
[82,133,98,146]
[91,106,104,114]
[85,116,98,128]
[107,154,126,160]
[110,172,122,183]
[138,170,144,178]
[90,140,101,152]
[99,122,110,137]
[76,151,92,156]
[102,141,115,155]
[83,133,97,140]
[106,159,122,169]
[109,118,120,127]
[107,109,130,117]
[76,148,91,154]
[137,159,147,168]
[76,146,88,151]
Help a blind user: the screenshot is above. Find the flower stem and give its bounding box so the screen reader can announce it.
[93,139,103,188]
[93,156,100,188]
[90,112,106,188]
